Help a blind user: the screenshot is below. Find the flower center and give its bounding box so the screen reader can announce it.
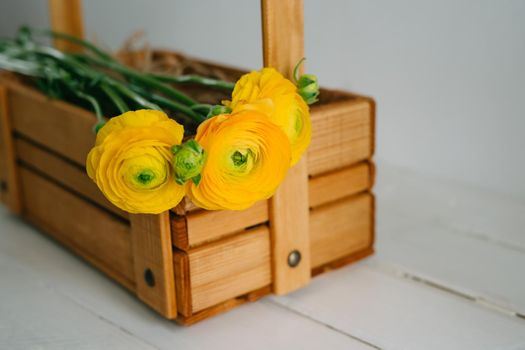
[228,149,255,174]
[136,169,155,185]
[232,150,248,166]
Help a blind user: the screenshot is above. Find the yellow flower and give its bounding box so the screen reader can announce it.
[225,67,311,165]
[187,110,291,210]
[86,110,185,214]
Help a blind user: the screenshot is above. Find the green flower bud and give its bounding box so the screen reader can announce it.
[208,104,232,118]
[297,73,320,105]
[171,140,207,185]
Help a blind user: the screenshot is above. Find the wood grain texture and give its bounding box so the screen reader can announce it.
[130,213,177,319]
[309,161,373,208]
[310,193,374,268]
[261,0,304,77]
[2,77,95,166]
[0,86,22,213]
[15,137,127,219]
[173,252,192,317]
[172,200,268,250]
[182,226,272,313]
[262,0,311,295]
[176,286,271,326]
[48,0,85,52]
[308,97,374,176]
[19,166,134,290]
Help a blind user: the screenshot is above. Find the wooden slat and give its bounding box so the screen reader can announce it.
[48,0,85,52]
[180,226,271,313]
[0,86,22,213]
[309,161,373,208]
[172,200,268,250]
[262,0,311,295]
[308,98,374,176]
[19,167,134,290]
[15,137,127,219]
[176,286,271,326]
[3,77,96,166]
[173,252,192,317]
[310,193,374,268]
[130,213,177,319]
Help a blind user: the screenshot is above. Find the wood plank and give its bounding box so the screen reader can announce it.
[0,87,6,204]
[377,209,525,316]
[262,0,311,295]
[3,77,96,166]
[173,252,192,317]
[176,286,271,326]
[0,259,157,350]
[15,137,127,219]
[271,263,525,350]
[186,226,271,313]
[172,200,268,250]
[0,86,22,213]
[19,166,134,290]
[377,164,525,250]
[130,213,177,319]
[310,193,374,268]
[48,0,85,52]
[308,99,374,176]
[309,161,373,208]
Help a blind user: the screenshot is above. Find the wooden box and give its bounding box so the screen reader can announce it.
[0,0,375,323]
[0,50,375,323]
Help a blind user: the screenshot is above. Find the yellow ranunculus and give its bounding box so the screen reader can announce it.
[187,110,291,210]
[86,110,185,214]
[225,67,311,165]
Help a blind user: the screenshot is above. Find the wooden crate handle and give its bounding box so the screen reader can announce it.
[261,0,311,295]
[48,0,85,52]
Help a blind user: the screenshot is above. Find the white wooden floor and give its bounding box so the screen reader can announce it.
[1,163,524,350]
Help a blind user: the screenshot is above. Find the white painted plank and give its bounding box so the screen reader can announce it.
[271,263,525,350]
[0,207,374,350]
[375,210,525,315]
[376,163,525,249]
[0,256,155,350]
[374,163,525,315]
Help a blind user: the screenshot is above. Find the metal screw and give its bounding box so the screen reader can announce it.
[144,268,155,287]
[287,250,302,268]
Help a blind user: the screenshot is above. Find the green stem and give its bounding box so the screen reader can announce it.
[105,79,162,111]
[100,82,128,114]
[28,27,116,62]
[129,84,205,122]
[293,57,306,83]
[0,54,44,77]
[80,54,198,107]
[151,73,235,91]
[69,87,104,125]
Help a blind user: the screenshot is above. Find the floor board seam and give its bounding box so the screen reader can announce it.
[266,299,383,349]
[368,260,525,322]
[40,283,163,350]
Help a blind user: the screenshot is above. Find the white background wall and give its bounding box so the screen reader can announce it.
[1,0,524,198]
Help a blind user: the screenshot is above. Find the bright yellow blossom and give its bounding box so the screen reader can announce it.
[225,67,311,165]
[86,110,185,214]
[187,110,291,210]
